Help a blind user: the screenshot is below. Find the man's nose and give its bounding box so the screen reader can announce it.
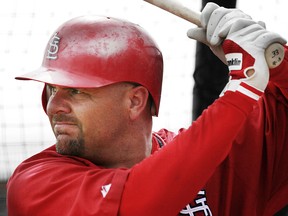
[46,90,72,115]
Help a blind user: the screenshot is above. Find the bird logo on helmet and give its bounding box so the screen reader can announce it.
[46,32,61,60]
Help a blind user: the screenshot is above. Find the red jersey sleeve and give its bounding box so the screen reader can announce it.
[198,83,288,215]
[119,91,257,216]
[7,146,130,216]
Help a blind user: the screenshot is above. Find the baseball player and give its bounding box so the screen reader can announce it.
[7,3,288,216]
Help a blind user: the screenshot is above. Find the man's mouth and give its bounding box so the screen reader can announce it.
[53,122,78,136]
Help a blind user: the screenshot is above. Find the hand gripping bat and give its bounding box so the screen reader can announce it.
[143,0,285,69]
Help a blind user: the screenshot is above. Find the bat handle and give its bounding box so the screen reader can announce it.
[143,0,201,26]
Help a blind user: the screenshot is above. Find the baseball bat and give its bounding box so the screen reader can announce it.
[143,0,201,26]
[143,0,284,69]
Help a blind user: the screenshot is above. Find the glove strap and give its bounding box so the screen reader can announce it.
[222,40,264,100]
[220,79,264,100]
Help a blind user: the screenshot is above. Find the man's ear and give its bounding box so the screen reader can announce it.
[128,86,150,120]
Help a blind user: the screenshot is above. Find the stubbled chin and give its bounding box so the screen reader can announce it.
[55,134,84,157]
[56,135,73,153]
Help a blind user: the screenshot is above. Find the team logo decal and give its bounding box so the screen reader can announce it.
[180,190,212,216]
[46,32,61,60]
[101,183,112,198]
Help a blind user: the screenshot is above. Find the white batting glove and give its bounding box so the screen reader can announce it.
[187,2,254,63]
[220,20,286,100]
[187,2,287,100]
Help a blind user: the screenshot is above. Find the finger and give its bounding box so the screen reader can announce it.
[256,32,287,48]
[209,10,251,46]
[225,24,266,45]
[187,28,208,45]
[218,19,257,40]
[257,21,266,29]
[201,2,219,28]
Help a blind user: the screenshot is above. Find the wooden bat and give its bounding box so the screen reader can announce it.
[143,0,284,69]
[143,0,201,26]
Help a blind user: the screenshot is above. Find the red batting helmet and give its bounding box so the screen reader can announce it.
[16,16,163,116]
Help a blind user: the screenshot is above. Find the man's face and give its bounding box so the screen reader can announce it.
[46,83,135,167]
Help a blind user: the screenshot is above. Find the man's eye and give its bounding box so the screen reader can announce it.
[70,89,82,95]
[48,85,57,95]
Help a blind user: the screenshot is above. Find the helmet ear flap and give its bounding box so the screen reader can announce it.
[150,103,156,116]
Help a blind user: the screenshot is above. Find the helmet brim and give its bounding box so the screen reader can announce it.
[15,67,114,88]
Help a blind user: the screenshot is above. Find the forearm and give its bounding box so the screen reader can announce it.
[119,91,257,216]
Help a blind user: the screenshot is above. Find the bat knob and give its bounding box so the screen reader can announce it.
[265,43,284,69]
